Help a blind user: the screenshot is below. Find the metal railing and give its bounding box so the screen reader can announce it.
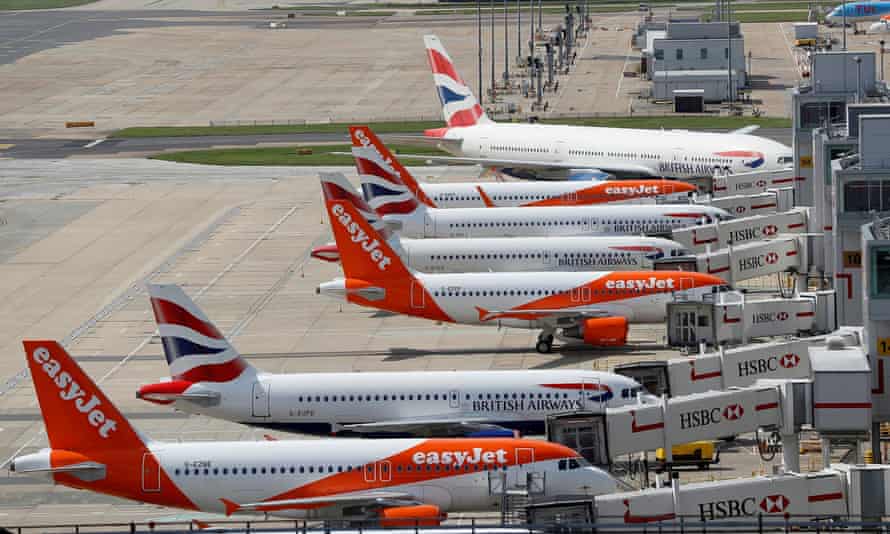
[8,515,890,534]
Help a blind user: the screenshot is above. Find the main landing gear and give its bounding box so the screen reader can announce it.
[536,332,554,354]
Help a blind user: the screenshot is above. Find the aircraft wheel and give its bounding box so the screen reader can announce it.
[535,339,553,354]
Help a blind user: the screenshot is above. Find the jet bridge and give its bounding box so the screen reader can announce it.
[711,169,800,198]
[595,465,879,525]
[549,340,871,470]
[657,236,805,285]
[613,338,814,398]
[666,290,835,347]
[672,209,809,255]
[700,188,794,218]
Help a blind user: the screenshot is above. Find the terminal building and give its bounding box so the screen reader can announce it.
[640,21,746,103]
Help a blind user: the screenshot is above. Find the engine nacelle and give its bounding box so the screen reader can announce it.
[378,504,446,527]
[580,316,628,346]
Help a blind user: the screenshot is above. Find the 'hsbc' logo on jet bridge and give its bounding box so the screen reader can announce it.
[331,203,392,271]
[679,403,744,429]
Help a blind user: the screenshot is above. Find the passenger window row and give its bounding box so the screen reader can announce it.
[490,145,548,153]
[432,287,648,297]
[173,463,510,478]
[429,252,632,261]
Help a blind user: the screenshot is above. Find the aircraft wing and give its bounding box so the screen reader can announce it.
[395,154,659,177]
[476,306,613,323]
[221,492,417,515]
[340,416,518,437]
[729,125,760,135]
[379,134,463,154]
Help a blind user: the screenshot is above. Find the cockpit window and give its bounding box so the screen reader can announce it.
[778,156,793,166]
[558,458,584,471]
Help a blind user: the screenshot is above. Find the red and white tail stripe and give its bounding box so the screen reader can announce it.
[424,35,490,129]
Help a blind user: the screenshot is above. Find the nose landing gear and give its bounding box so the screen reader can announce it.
[536,332,554,354]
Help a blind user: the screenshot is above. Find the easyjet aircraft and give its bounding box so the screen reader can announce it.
[310,170,689,270]
[351,126,696,207]
[137,284,650,436]
[11,340,617,524]
[353,128,731,239]
[317,173,727,353]
[401,35,793,180]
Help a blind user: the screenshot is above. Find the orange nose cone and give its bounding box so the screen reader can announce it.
[668,180,697,193]
[697,272,728,286]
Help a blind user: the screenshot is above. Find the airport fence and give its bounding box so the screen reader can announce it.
[9,515,890,534]
[205,111,740,128]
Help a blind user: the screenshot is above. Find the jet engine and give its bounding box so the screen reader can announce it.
[563,317,628,346]
[378,504,446,527]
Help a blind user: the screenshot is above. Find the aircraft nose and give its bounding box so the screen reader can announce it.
[581,466,619,495]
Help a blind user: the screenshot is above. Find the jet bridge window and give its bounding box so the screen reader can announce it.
[843,180,890,212]
[870,246,890,298]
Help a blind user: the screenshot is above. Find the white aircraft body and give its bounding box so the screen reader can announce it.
[351,127,697,207]
[353,125,731,240]
[413,35,793,180]
[317,173,727,353]
[310,164,690,270]
[138,285,648,437]
[12,340,617,525]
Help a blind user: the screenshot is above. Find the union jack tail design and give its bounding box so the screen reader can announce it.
[424,35,491,129]
[147,284,255,383]
[319,166,395,240]
[350,127,425,217]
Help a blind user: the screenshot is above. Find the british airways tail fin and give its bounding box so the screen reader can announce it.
[424,35,492,129]
[320,172,413,282]
[350,125,437,209]
[146,285,255,384]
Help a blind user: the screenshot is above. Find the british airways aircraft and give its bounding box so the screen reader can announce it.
[12,340,618,524]
[352,127,696,207]
[400,35,793,180]
[355,124,731,240]
[136,284,649,436]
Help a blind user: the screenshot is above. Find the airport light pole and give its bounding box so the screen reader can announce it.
[491,0,496,95]
[854,55,862,103]
[727,0,733,107]
[843,0,847,50]
[504,0,509,83]
[517,0,522,67]
[478,0,483,104]
[881,40,886,81]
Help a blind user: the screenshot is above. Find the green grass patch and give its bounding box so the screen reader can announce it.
[732,9,812,21]
[0,0,96,9]
[729,1,832,11]
[346,9,394,15]
[150,144,452,166]
[541,116,791,129]
[113,121,444,139]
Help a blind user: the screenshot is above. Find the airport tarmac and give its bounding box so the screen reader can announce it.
[0,6,816,138]
[0,159,792,527]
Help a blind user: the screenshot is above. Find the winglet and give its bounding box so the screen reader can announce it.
[475,186,496,208]
[192,520,211,530]
[729,125,760,135]
[220,498,240,516]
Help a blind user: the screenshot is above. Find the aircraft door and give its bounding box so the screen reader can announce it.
[410,280,425,309]
[141,453,161,493]
[449,389,460,409]
[553,141,568,163]
[424,212,435,238]
[364,462,391,483]
[680,276,694,292]
[579,378,602,411]
[252,381,270,418]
